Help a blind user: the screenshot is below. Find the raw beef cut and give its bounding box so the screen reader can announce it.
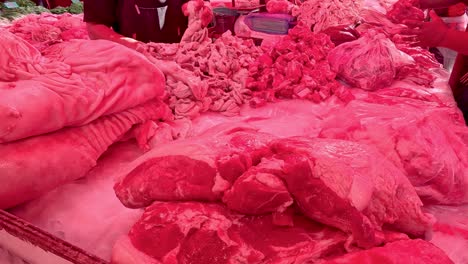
[268,137,434,248]
[320,239,453,264]
[111,202,347,264]
[328,30,414,91]
[0,100,172,209]
[11,142,145,261]
[319,100,468,204]
[222,158,293,215]
[114,124,274,208]
[0,32,166,143]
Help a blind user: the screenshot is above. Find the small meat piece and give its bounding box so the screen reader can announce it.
[223,158,293,215]
[266,0,295,14]
[322,25,360,46]
[114,124,275,208]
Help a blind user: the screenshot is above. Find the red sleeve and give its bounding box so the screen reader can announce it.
[83,0,118,27]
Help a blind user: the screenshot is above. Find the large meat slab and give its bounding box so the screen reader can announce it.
[0,100,172,209]
[0,31,166,143]
[111,202,347,264]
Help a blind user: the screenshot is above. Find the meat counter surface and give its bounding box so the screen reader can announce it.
[1,0,468,263]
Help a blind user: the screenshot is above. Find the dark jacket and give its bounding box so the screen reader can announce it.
[83,0,189,43]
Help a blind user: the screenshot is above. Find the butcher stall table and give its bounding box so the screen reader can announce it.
[1,0,468,263]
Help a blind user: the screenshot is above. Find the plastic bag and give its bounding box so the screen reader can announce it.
[328,30,414,90]
[318,99,468,204]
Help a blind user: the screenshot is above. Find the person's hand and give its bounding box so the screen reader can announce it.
[401,10,449,48]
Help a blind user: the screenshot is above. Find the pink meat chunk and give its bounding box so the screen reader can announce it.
[114,126,275,208]
[268,137,434,248]
[111,202,347,264]
[114,155,221,208]
[223,158,293,215]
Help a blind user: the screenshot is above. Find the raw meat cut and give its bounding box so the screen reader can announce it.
[112,202,264,264]
[292,0,362,32]
[2,13,88,51]
[222,158,293,215]
[322,25,360,46]
[0,100,172,209]
[319,99,468,204]
[389,35,440,86]
[180,0,213,43]
[392,35,441,69]
[0,29,59,82]
[396,64,436,86]
[247,24,354,104]
[11,141,145,261]
[111,202,347,264]
[0,31,166,143]
[328,30,414,91]
[143,31,261,118]
[386,0,424,24]
[114,124,274,208]
[320,239,453,264]
[268,137,434,248]
[357,8,405,36]
[266,0,297,14]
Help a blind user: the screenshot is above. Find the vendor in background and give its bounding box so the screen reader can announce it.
[405,0,468,123]
[83,0,189,49]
